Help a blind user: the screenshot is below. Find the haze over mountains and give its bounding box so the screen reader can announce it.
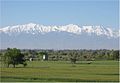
[0,23,119,49]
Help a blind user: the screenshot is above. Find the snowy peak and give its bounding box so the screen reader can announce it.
[0,23,119,38]
[82,26,118,37]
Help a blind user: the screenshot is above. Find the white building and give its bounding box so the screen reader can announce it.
[43,54,48,60]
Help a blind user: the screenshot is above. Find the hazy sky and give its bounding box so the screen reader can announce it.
[0,0,119,29]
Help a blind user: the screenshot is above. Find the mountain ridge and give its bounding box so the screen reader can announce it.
[0,23,119,38]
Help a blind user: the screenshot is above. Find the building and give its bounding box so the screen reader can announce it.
[43,54,48,60]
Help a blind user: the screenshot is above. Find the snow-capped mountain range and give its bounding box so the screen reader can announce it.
[0,23,119,38]
[0,23,119,49]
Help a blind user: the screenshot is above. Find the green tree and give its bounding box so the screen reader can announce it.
[3,48,27,68]
[0,52,3,61]
[69,52,78,64]
[113,50,119,60]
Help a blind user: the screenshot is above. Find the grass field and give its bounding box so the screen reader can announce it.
[0,60,119,82]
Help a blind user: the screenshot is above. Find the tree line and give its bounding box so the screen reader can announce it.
[0,48,119,67]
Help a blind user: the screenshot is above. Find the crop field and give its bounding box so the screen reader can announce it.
[0,61,119,82]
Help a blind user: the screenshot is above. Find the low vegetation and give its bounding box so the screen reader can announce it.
[0,61,119,82]
[0,48,119,82]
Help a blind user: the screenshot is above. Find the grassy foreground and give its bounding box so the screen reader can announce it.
[0,61,119,82]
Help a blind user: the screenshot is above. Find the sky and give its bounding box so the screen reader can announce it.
[0,0,119,29]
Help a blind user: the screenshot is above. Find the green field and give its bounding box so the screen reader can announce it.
[0,61,119,82]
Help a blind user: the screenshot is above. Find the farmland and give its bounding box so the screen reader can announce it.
[0,60,119,82]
